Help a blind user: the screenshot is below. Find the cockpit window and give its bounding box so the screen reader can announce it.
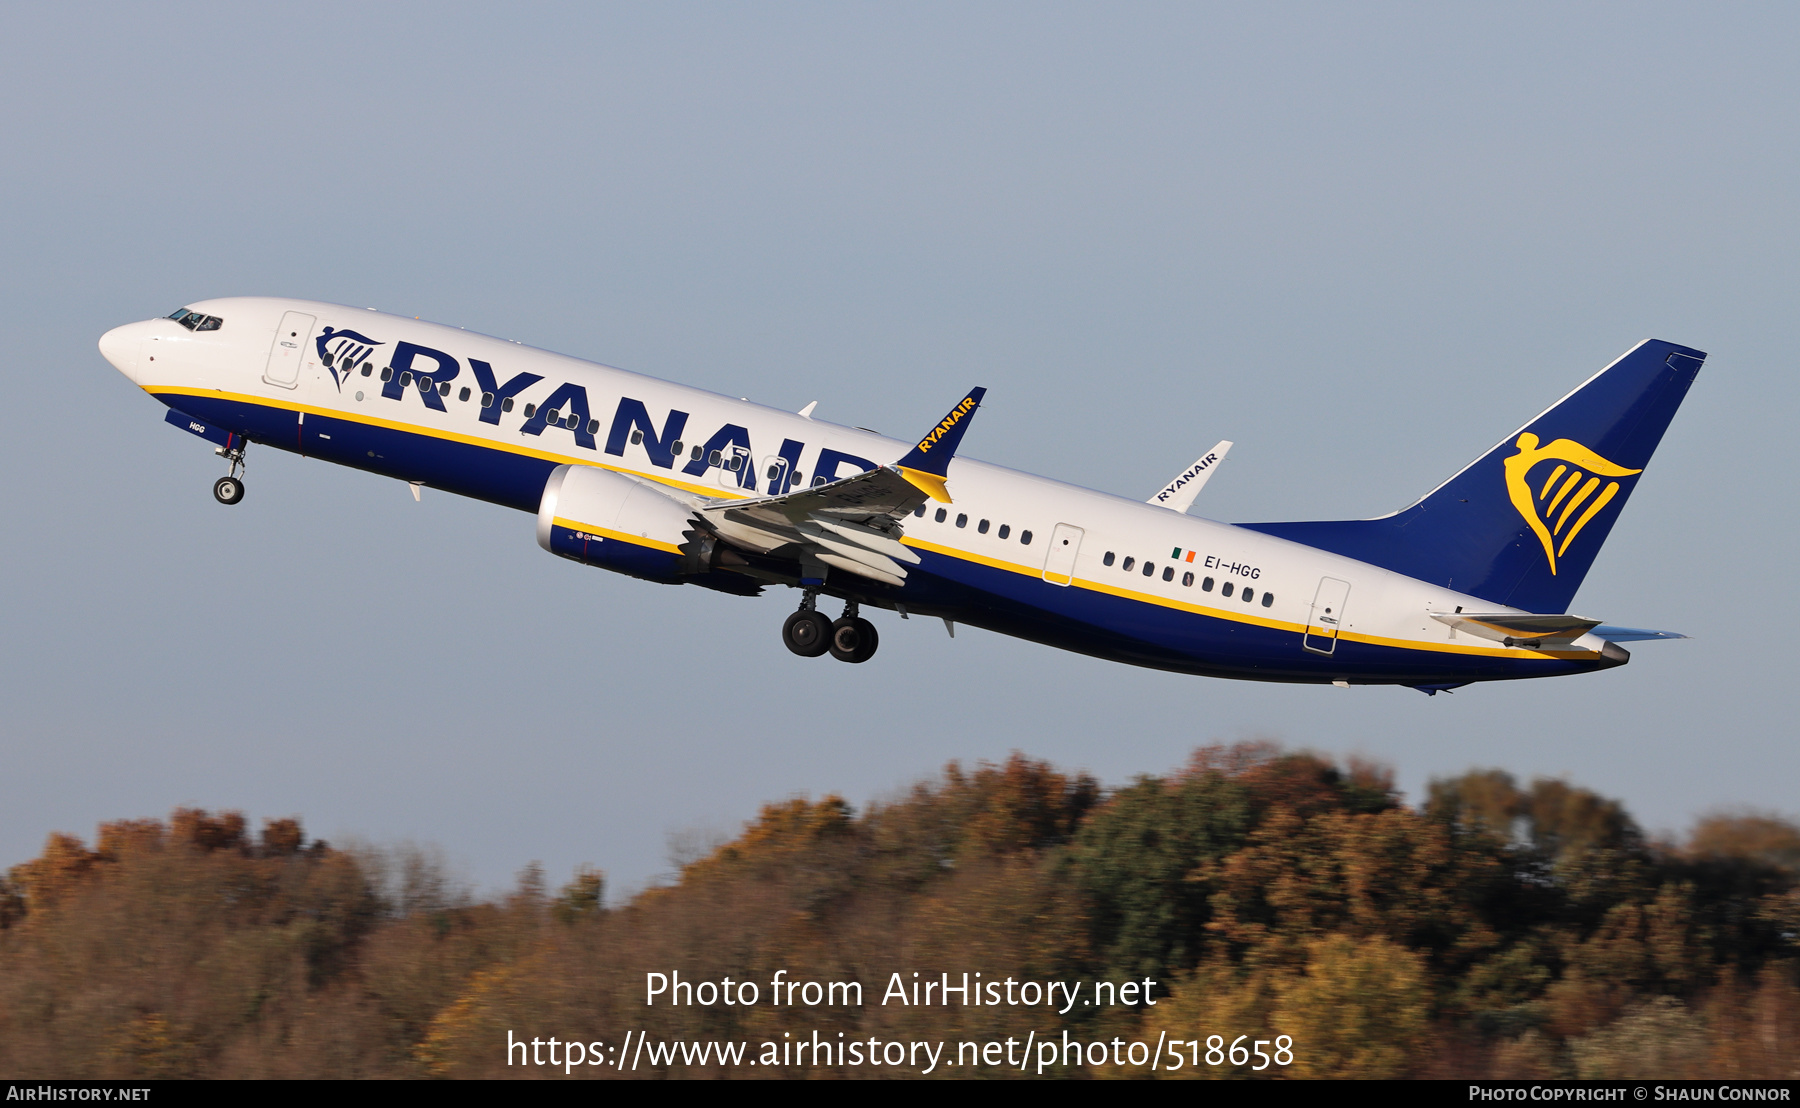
[166,309,223,331]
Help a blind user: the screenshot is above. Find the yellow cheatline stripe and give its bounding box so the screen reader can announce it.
[1558,481,1620,558]
[552,517,683,554]
[1553,476,1601,535]
[900,536,1593,660]
[146,386,751,501]
[157,389,1592,663]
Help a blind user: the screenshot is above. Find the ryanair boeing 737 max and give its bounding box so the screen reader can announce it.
[99,299,1701,693]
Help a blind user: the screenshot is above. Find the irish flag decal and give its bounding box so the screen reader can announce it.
[1170,547,1197,562]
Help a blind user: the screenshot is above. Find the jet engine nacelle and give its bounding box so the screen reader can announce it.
[537,464,701,583]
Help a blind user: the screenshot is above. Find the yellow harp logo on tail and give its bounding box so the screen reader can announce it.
[1503,433,1641,575]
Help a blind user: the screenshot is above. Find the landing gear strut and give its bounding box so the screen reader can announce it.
[212,442,247,505]
[781,594,880,662]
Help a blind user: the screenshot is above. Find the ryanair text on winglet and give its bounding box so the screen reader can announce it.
[1155,451,1221,504]
[915,397,979,454]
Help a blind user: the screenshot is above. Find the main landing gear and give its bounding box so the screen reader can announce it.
[212,443,247,505]
[782,593,879,663]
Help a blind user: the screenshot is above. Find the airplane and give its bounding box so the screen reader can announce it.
[98,298,1701,693]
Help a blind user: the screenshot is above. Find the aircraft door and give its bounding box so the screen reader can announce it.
[1303,576,1352,655]
[716,445,752,489]
[1042,523,1085,586]
[264,311,316,389]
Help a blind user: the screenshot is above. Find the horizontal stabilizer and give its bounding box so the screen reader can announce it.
[1592,625,1688,643]
[1431,611,1601,646]
[1149,441,1232,512]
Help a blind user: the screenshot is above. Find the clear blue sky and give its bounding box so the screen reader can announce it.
[3,2,1794,897]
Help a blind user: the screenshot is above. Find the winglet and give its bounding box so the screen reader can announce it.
[894,387,985,502]
[1148,440,1233,512]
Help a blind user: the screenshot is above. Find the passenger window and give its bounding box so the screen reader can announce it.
[502,397,514,412]
[935,508,947,523]
[791,472,803,484]
[813,475,827,487]
[565,413,579,428]
[399,371,413,387]
[1122,556,1135,572]
[586,419,599,434]
[691,446,703,460]
[1182,571,1194,587]
[708,449,722,466]
[460,387,471,401]
[1221,582,1234,597]
[361,364,373,377]
[1163,566,1174,582]
[1143,563,1155,577]
[523,403,537,418]
[418,376,432,392]
[1242,588,1254,603]
[913,505,926,517]
[1103,551,1115,566]
[1261,592,1274,607]
[1202,576,1214,591]
[381,367,393,382]
[998,524,1011,540]
[956,513,967,528]
[1021,530,1032,545]
[670,440,683,455]
[978,519,989,534]
[630,429,643,445]
[481,392,494,408]
[544,408,558,422]
[440,382,452,397]
[729,455,742,471]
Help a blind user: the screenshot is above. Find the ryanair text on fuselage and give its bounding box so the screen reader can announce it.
[99,298,1703,691]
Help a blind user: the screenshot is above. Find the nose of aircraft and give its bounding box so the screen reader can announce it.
[98,322,146,384]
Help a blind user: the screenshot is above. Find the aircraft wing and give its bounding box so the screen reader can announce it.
[694,387,985,587]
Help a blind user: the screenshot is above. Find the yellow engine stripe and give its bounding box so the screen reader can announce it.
[552,517,684,554]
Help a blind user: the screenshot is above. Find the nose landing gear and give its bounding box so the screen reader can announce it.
[781,593,880,662]
[212,442,247,505]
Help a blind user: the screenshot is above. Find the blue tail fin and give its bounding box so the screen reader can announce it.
[1239,340,1705,613]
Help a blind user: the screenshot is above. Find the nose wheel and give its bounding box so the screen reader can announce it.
[782,594,879,662]
[213,441,247,505]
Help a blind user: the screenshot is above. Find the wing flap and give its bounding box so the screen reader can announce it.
[691,385,986,588]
